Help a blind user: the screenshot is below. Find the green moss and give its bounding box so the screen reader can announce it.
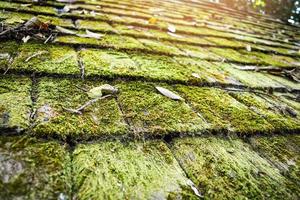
[0,41,19,71]
[0,75,31,131]
[240,51,299,67]
[33,78,128,140]
[137,38,185,56]
[129,53,194,82]
[55,35,146,51]
[171,137,298,199]
[208,48,260,64]
[76,20,116,32]
[80,48,202,82]
[0,135,71,199]
[37,15,75,28]
[175,44,222,60]
[220,63,286,89]
[0,11,33,25]
[12,42,79,75]
[248,135,300,194]
[176,86,274,134]
[0,1,56,15]
[174,57,242,85]
[205,37,244,48]
[266,74,300,91]
[73,140,198,199]
[230,92,300,131]
[116,82,208,136]
[79,48,138,78]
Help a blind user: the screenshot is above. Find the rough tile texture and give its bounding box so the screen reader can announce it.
[0,136,71,199]
[0,0,300,198]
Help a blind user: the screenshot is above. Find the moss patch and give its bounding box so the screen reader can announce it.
[176,86,274,134]
[0,135,71,199]
[80,48,201,83]
[137,38,185,56]
[248,135,300,195]
[55,35,146,51]
[12,42,79,75]
[116,82,208,136]
[230,92,300,132]
[33,78,128,140]
[76,20,116,32]
[171,137,298,199]
[73,140,198,200]
[0,41,19,72]
[0,75,31,132]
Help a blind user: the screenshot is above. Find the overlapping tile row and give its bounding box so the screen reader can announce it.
[1,134,299,199]
[1,76,299,140]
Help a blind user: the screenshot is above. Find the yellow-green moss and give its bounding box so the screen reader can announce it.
[0,41,19,71]
[248,135,300,195]
[0,1,56,15]
[171,137,298,199]
[116,82,208,136]
[175,44,223,60]
[73,140,198,199]
[12,42,79,75]
[176,86,274,134]
[0,75,31,131]
[230,92,300,131]
[33,78,128,140]
[76,20,116,32]
[55,35,147,50]
[0,136,71,199]
[138,38,185,56]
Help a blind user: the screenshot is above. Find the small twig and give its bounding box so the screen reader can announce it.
[78,57,85,80]
[74,84,89,92]
[55,54,73,64]
[25,51,48,62]
[77,94,112,112]
[44,33,53,44]
[63,95,112,115]
[62,107,82,115]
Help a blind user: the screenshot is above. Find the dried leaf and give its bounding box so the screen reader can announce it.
[87,84,118,98]
[155,86,182,100]
[148,17,157,24]
[0,53,10,60]
[246,45,251,52]
[56,26,76,35]
[77,30,103,39]
[191,73,200,78]
[87,87,102,98]
[167,32,183,38]
[187,179,203,198]
[167,24,176,33]
[22,35,31,43]
[21,4,32,7]
[24,17,49,31]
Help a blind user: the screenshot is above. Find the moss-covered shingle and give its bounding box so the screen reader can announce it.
[73,140,199,200]
[117,82,208,136]
[176,86,274,134]
[171,137,298,199]
[230,92,300,132]
[0,75,31,132]
[33,78,128,140]
[0,136,71,199]
[12,42,79,75]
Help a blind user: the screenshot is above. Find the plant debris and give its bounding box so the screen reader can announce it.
[25,51,48,62]
[64,84,118,114]
[155,86,183,100]
[87,84,118,98]
[63,95,112,115]
[167,24,176,33]
[234,66,300,82]
[0,17,57,42]
[77,30,103,39]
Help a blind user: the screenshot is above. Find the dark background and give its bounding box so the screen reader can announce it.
[222,0,300,25]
